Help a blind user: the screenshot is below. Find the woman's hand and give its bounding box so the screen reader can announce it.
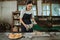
[29,24,33,28]
[24,24,29,30]
[20,19,29,30]
[24,24,33,31]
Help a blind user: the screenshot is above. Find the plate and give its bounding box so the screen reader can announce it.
[8,33,22,39]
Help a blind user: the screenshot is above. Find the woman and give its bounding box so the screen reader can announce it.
[20,1,37,32]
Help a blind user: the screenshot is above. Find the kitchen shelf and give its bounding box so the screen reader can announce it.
[12,11,21,32]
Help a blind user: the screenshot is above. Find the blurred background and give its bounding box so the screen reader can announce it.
[0,0,60,40]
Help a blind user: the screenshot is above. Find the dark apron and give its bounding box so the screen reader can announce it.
[21,13,33,32]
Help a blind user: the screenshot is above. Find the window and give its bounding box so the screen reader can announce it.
[31,5,36,16]
[42,3,60,16]
[18,5,36,16]
[52,4,60,16]
[18,5,26,11]
[42,3,50,16]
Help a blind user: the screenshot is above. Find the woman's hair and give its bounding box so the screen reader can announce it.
[26,1,33,5]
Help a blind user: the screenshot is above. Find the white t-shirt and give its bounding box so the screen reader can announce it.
[20,10,34,18]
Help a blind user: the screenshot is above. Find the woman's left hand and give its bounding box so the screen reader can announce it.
[26,24,33,31]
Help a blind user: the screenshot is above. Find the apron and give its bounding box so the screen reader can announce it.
[21,13,33,32]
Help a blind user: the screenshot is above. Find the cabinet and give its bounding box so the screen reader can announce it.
[12,11,21,32]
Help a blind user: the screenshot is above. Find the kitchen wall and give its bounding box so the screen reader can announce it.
[0,1,17,25]
[0,2,2,21]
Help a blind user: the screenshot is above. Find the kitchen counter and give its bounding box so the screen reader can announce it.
[0,32,60,40]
